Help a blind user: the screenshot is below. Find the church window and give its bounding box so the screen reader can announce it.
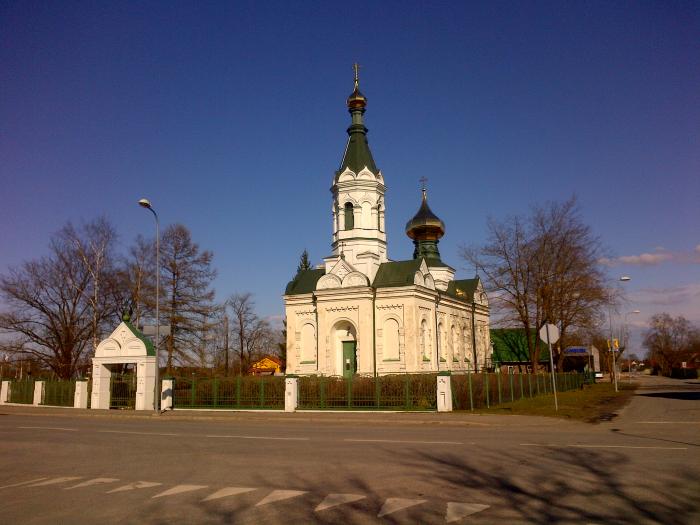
[452,325,459,361]
[344,202,354,230]
[382,318,400,360]
[439,322,446,361]
[420,319,429,360]
[300,323,316,363]
[377,204,382,231]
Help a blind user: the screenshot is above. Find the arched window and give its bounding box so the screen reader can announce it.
[420,319,429,359]
[377,204,382,231]
[451,325,459,362]
[383,318,400,360]
[300,323,316,363]
[344,202,354,230]
[439,322,446,361]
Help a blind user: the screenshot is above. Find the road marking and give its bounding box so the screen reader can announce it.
[377,497,427,517]
[344,439,465,445]
[206,435,309,441]
[520,443,687,450]
[315,493,366,511]
[0,477,49,490]
[98,430,180,436]
[107,481,162,493]
[152,484,208,498]
[18,426,77,431]
[446,502,490,523]
[255,490,306,506]
[202,486,257,502]
[27,477,82,487]
[65,478,119,490]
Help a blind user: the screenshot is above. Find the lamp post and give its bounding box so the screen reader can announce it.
[138,198,160,412]
[624,309,641,382]
[609,276,631,392]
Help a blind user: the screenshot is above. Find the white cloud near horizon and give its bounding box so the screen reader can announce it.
[600,246,700,267]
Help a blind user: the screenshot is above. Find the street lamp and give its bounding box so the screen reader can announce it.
[624,309,641,382]
[609,276,631,392]
[138,198,160,412]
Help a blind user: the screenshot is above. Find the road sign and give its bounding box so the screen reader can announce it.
[539,323,559,344]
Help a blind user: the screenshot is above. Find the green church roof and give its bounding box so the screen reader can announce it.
[285,269,325,295]
[124,320,156,357]
[339,125,378,175]
[372,259,424,288]
[444,278,480,302]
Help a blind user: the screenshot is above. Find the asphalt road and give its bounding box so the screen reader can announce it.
[0,374,698,524]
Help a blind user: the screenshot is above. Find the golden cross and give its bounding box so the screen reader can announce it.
[419,176,428,191]
[353,62,360,88]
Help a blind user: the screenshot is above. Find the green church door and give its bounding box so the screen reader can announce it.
[342,341,357,379]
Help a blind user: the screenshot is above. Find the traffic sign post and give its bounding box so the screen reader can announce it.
[539,323,559,411]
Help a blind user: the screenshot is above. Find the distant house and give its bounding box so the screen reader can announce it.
[248,356,283,376]
[490,328,550,373]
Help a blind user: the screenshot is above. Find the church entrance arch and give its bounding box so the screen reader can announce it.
[91,313,157,411]
[331,320,357,378]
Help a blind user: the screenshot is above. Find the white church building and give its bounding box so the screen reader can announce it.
[284,69,490,378]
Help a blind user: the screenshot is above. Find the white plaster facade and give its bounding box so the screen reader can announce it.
[283,75,490,377]
[91,320,156,410]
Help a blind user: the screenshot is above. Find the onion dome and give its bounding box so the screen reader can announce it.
[338,63,378,175]
[406,188,445,261]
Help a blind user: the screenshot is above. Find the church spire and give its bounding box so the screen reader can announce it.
[339,63,378,174]
[405,180,445,262]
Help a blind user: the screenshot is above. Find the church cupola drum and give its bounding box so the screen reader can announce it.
[331,63,387,283]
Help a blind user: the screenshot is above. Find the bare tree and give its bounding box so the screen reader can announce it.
[643,313,699,376]
[159,224,216,372]
[0,218,119,378]
[226,292,272,374]
[462,197,607,370]
[113,235,156,330]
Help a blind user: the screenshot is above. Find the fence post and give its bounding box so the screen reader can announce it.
[161,378,174,411]
[284,376,298,413]
[437,372,452,412]
[467,369,474,411]
[74,380,89,409]
[33,381,45,406]
[0,381,9,404]
[485,373,490,408]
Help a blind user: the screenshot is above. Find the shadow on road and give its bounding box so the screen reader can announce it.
[638,392,700,401]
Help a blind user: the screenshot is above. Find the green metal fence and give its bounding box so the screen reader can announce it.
[110,373,137,409]
[452,371,584,410]
[42,381,76,407]
[173,376,285,409]
[9,380,34,404]
[298,374,437,410]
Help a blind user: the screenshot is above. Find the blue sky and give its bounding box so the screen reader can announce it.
[1,1,699,355]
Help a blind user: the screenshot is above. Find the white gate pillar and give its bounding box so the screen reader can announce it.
[161,378,174,411]
[33,381,45,406]
[74,380,89,409]
[437,373,452,412]
[91,362,111,409]
[0,381,9,404]
[285,376,298,412]
[135,359,156,411]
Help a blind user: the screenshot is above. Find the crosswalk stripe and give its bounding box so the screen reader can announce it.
[202,487,257,502]
[0,477,49,490]
[377,497,427,517]
[27,477,82,487]
[315,493,366,511]
[107,481,162,493]
[255,490,306,506]
[65,478,119,490]
[152,484,208,498]
[446,502,490,522]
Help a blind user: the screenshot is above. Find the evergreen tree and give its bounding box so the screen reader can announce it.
[296,249,312,273]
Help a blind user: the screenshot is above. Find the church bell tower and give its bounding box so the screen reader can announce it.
[328,64,388,282]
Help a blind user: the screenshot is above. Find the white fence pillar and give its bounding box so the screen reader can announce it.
[285,377,298,413]
[91,362,111,410]
[437,373,452,412]
[33,381,45,406]
[161,378,174,411]
[0,381,9,404]
[74,381,89,409]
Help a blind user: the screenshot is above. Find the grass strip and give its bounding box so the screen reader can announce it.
[467,382,637,423]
